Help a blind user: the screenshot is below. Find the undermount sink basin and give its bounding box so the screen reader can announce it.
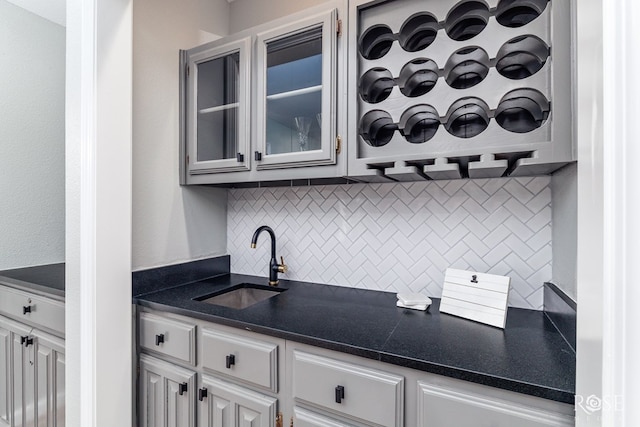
[194,283,286,310]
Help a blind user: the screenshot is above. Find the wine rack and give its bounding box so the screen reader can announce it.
[347,0,573,181]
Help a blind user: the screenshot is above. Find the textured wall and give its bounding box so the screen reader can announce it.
[131,0,230,270]
[229,177,552,309]
[0,1,65,270]
[229,0,329,33]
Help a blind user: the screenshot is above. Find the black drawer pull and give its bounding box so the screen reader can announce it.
[198,387,208,401]
[178,382,188,396]
[155,334,165,346]
[23,305,32,315]
[21,336,33,347]
[226,354,235,369]
[335,385,345,404]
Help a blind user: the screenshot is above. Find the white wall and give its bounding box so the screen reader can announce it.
[132,0,231,270]
[66,0,133,424]
[229,0,329,32]
[0,0,65,270]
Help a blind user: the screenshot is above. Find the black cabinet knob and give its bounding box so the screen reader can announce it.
[155,334,165,346]
[335,385,345,403]
[20,336,33,347]
[226,354,235,369]
[237,152,245,162]
[178,382,188,396]
[254,151,262,161]
[198,387,208,401]
[23,305,32,315]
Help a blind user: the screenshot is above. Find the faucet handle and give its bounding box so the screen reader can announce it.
[278,256,288,274]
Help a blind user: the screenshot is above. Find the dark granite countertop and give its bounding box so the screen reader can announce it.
[134,273,575,404]
[0,263,65,299]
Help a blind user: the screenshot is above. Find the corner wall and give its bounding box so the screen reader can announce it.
[0,1,65,270]
[551,163,577,301]
[132,0,231,270]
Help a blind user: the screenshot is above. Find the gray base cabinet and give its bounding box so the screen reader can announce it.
[0,316,65,427]
[139,354,196,427]
[137,308,573,427]
[136,309,283,427]
[198,375,277,427]
[0,283,65,427]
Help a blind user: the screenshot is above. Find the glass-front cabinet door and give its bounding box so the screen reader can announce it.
[183,37,251,175]
[255,9,339,170]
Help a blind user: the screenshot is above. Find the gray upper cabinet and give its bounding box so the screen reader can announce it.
[254,9,339,170]
[180,1,347,186]
[182,36,252,176]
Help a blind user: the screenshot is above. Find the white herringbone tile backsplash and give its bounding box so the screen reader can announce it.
[228,177,552,309]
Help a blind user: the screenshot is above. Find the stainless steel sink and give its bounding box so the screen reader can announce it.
[194,283,286,310]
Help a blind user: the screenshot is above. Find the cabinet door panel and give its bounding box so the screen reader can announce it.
[166,378,192,427]
[12,332,33,427]
[0,325,11,426]
[238,406,262,427]
[255,9,339,170]
[142,369,163,427]
[199,375,276,427]
[35,343,53,427]
[202,395,231,427]
[185,37,252,175]
[33,330,64,427]
[139,354,196,427]
[54,352,65,427]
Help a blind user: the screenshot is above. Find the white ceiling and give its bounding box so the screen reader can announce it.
[6,0,66,27]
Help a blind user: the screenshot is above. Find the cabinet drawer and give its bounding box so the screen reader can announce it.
[0,285,64,335]
[292,351,403,427]
[417,380,574,426]
[294,407,356,427]
[201,327,278,392]
[139,312,196,365]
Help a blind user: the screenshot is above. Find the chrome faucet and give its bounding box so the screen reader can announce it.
[250,225,287,286]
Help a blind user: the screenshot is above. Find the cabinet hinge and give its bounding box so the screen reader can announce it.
[336,135,342,154]
[337,19,342,37]
[186,154,190,164]
[186,65,190,77]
